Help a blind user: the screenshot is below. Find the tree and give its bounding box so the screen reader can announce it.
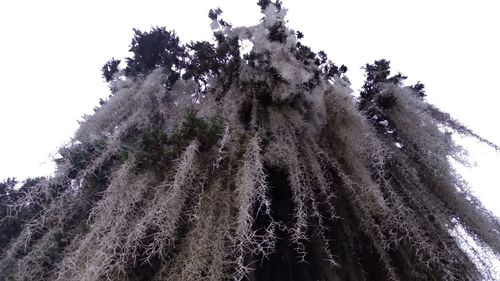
[1,2,499,280]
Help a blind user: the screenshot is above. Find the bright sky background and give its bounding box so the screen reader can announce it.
[0,0,499,219]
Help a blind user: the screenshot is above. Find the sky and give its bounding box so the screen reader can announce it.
[0,0,499,212]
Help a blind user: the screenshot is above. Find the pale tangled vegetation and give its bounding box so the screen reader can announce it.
[1,2,499,281]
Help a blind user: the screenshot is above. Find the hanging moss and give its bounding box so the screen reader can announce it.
[1,1,499,281]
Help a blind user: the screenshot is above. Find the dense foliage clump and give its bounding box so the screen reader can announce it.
[1,2,499,281]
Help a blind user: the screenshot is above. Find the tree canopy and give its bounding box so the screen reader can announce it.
[1,2,499,281]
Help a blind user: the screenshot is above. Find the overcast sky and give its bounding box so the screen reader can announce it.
[0,0,499,217]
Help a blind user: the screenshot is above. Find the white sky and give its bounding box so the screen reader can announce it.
[0,0,499,217]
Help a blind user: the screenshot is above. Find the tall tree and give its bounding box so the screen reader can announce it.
[1,2,499,280]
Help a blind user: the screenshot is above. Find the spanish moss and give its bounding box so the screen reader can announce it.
[1,2,499,281]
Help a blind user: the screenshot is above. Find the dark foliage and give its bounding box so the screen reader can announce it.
[168,110,223,153]
[55,141,105,179]
[409,81,426,98]
[257,0,272,11]
[359,59,424,138]
[268,22,288,43]
[125,27,186,89]
[101,58,121,82]
[208,8,223,21]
